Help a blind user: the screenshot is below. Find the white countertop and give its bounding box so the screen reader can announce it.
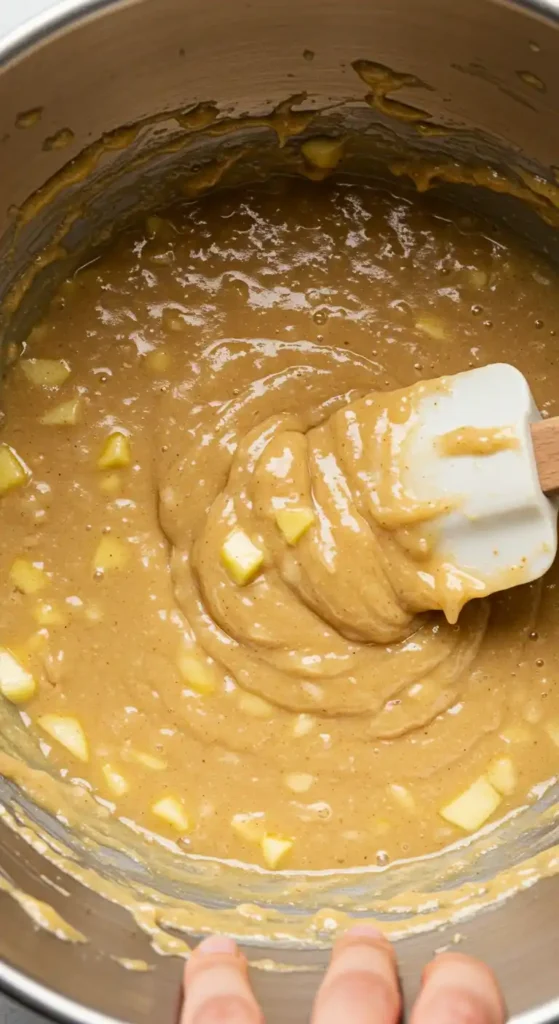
[0,0,57,36]
[0,0,97,40]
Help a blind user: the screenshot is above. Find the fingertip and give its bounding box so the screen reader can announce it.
[423,951,503,991]
[413,950,506,1024]
[343,924,385,941]
[182,936,260,1024]
[196,935,239,956]
[185,934,245,982]
[334,923,395,959]
[313,924,401,1024]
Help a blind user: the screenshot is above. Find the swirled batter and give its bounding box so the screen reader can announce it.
[0,179,558,872]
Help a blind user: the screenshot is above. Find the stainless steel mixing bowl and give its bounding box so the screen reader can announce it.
[1,0,559,1020]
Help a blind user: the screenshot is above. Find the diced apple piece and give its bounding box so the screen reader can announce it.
[27,323,48,344]
[416,314,446,342]
[0,444,30,496]
[10,558,48,594]
[177,646,216,695]
[501,724,533,745]
[146,215,164,238]
[144,350,171,374]
[145,215,174,240]
[4,341,20,367]
[21,358,71,387]
[261,834,293,869]
[126,749,167,771]
[487,757,517,796]
[97,432,131,470]
[469,269,488,289]
[221,528,264,585]
[40,397,82,426]
[33,600,68,626]
[388,783,416,813]
[102,764,129,797]
[231,812,266,843]
[301,137,344,170]
[16,631,48,661]
[545,719,559,748]
[38,714,89,762]
[292,713,315,738]
[99,473,122,496]
[84,602,104,624]
[0,649,37,703]
[152,796,191,833]
[238,692,274,719]
[285,772,314,793]
[275,507,315,546]
[523,700,543,725]
[92,536,130,573]
[439,777,501,832]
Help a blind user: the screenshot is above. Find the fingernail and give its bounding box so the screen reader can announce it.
[344,924,384,941]
[196,935,238,955]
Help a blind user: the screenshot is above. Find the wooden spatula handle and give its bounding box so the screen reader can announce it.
[531,417,559,493]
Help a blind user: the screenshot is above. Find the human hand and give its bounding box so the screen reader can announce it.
[180,926,506,1023]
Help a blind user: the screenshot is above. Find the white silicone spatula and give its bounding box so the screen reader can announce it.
[403,362,559,602]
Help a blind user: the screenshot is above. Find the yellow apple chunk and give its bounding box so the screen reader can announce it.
[9,558,48,595]
[487,757,517,796]
[21,358,71,387]
[238,693,274,719]
[221,528,264,585]
[176,647,216,695]
[292,714,315,737]
[0,649,37,703]
[0,444,30,496]
[301,137,344,170]
[92,536,130,573]
[144,350,171,374]
[231,813,266,843]
[126,749,167,771]
[97,432,131,470]
[40,397,82,426]
[152,796,191,833]
[261,834,293,869]
[388,783,416,813]
[285,772,314,794]
[33,601,68,627]
[38,714,89,762]
[275,507,315,545]
[439,776,501,832]
[415,314,447,342]
[99,473,122,496]
[102,764,129,797]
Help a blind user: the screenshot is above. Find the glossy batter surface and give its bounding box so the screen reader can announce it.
[0,179,558,872]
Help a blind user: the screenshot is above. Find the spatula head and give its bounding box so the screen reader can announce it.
[405,363,558,615]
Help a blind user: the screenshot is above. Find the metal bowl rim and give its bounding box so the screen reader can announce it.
[1,0,559,1021]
